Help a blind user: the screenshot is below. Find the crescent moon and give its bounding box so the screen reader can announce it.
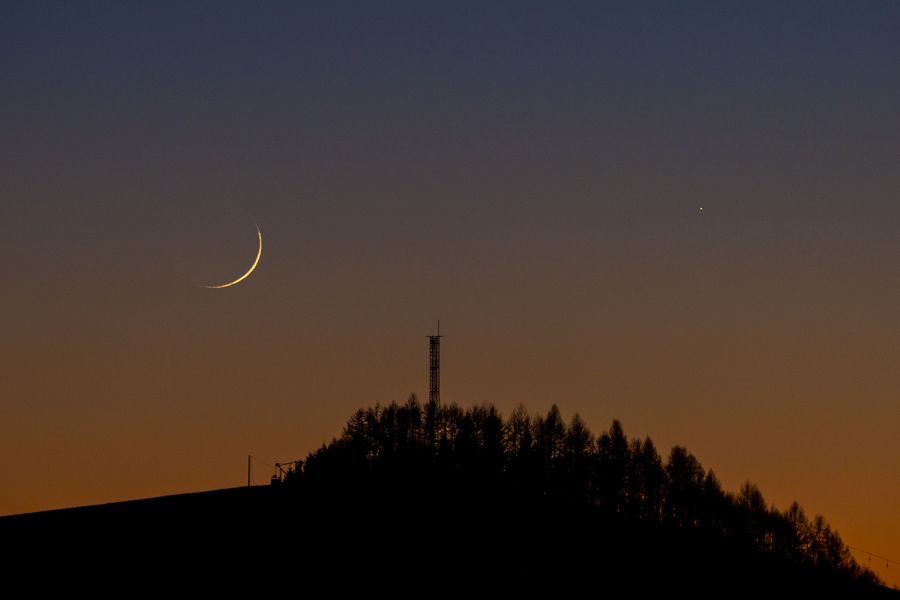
[204,224,263,289]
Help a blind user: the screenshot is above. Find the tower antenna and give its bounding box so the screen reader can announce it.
[428,321,442,404]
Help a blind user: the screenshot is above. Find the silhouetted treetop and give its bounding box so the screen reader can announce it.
[287,396,879,586]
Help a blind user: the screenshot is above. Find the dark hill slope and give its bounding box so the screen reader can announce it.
[0,482,894,596]
[1,398,895,595]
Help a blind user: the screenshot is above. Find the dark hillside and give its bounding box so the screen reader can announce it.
[1,399,894,596]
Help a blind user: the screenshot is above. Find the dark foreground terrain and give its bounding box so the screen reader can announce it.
[0,482,895,596]
[2,399,895,595]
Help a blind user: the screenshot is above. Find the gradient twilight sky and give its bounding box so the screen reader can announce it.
[2,0,899,583]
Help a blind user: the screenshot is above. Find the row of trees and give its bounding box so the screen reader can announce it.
[288,395,878,584]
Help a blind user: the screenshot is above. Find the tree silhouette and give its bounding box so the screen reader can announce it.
[288,397,881,587]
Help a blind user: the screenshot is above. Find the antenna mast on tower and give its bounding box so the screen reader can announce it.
[428,321,442,405]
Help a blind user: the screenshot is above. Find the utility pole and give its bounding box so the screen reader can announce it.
[248,455,251,487]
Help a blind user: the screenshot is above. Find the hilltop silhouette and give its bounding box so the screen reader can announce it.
[1,396,894,595]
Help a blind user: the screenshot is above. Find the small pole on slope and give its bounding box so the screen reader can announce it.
[248,455,251,487]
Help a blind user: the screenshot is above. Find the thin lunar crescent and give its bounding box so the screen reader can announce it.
[204,225,263,289]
